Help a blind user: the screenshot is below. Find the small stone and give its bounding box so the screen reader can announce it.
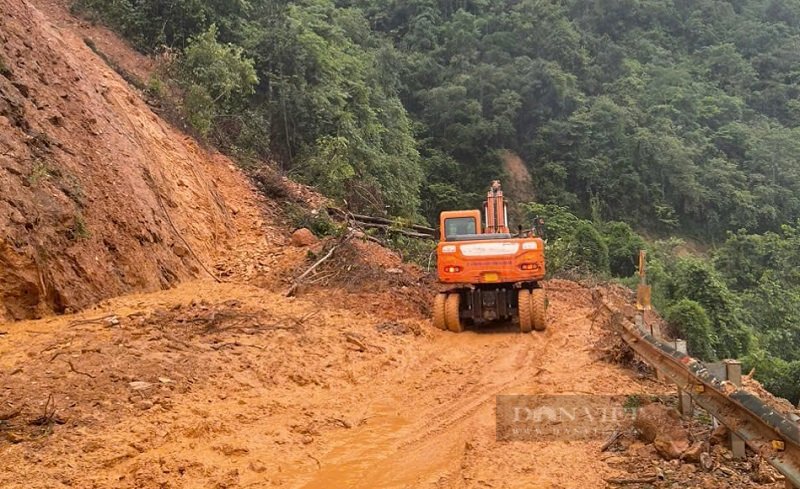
[291,228,318,247]
[301,435,314,445]
[655,436,689,460]
[700,452,714,472]
[48,112,63,126]
[682,442,706,463]
[8,208,26,225]
[635,404,690,460]
[172,245,189,258]
[135,400,153,410]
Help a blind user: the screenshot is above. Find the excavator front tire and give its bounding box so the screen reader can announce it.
[518,289,533,333]
[531,288,547,331]
[433,293,447,330]
[445,293,463,332]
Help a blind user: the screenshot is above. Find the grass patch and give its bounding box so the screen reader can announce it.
[27,160,52,186]
[69,214,91,240]
[284,202,339,237]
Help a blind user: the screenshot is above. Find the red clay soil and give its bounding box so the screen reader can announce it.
[0,0,285,321]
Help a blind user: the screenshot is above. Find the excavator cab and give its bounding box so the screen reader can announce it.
[432,181,547,333]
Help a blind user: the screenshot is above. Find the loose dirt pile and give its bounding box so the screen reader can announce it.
[0,0,284,321]
[0,276,656,489]
[0,273,789,488]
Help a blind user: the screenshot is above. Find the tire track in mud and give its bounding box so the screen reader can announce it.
[295,320,564,489]
[294,289,642,489]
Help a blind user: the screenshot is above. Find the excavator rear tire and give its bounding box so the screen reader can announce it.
[445,293,463,333]
[518,289,533,333]
[531,288,547,331]
[433,293,447,330]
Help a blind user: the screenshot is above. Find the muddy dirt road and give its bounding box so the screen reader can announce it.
[0,278,665,489]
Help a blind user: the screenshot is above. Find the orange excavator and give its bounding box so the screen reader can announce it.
[432,181,547,333]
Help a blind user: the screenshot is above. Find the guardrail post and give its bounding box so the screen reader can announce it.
[675,340,694,418]
[785,415,799,489]
[725,360,746,460]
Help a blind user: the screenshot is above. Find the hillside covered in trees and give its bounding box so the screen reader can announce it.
[70,0,800,403]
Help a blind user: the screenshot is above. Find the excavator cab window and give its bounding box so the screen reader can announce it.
[444,217,477,239]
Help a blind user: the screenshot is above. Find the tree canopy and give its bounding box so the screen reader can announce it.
[73,0,800,403]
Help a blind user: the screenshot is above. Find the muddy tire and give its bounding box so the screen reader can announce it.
[433,293,447,330]
[531,288,547,331]
[518,289,533,333]
[445,293,463,333]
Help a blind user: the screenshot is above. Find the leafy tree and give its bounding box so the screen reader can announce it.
[566,221,610,275]
[665,299,717,360]
[742,351,800,405]
[179,25,258,137]
[602,221,646,278]
[668,258,752,359]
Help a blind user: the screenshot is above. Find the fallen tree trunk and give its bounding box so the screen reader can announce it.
[328,207,435,235]
[353,221,435,239]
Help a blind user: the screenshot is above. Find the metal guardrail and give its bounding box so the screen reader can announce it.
[603,304,800,488]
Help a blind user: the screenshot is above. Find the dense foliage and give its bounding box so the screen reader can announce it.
[529,203,799,404]
[72,0,800,404]
[74,0,422,216]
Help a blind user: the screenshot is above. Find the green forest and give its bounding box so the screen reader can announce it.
[72,0,800,404]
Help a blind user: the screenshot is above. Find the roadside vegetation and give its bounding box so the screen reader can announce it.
[71,0,800,404]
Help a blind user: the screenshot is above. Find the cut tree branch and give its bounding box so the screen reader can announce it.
[285,232,354,297]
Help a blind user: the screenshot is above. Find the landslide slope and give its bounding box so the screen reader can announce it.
[0,0,270,321]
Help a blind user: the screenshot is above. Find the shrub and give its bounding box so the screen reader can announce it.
[521,202,583,241]
[665,299,717,360]
[602,221,646,277]
[742,352,800,405]
[669,258,753,359]
[178,25,257,138]
[386,234,436,268]
[284,203,339,237]
[565,222,610,275]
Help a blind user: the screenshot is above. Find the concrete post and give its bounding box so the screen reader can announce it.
[675,340,694,418]
[725,360,746,460]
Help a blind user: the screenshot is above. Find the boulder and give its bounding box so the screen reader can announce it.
[291,228,318,247]
[655,435,691,460]
[634,403,691,460]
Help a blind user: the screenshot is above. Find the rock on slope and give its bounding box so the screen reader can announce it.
[0,0,262,320]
